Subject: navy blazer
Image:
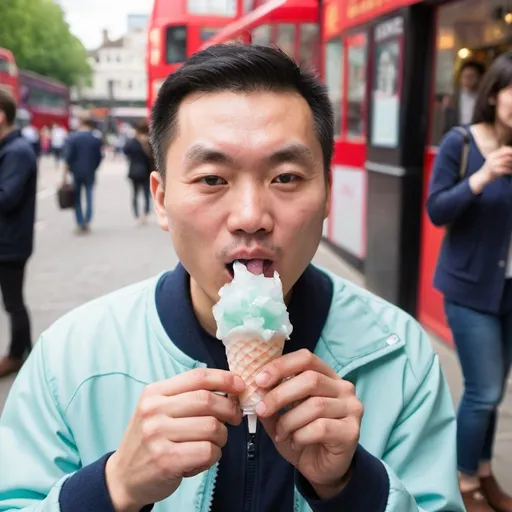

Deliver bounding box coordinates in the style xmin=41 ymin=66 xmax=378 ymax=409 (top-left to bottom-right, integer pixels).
xmin=427 ymin=127 xmax=512 ymax=314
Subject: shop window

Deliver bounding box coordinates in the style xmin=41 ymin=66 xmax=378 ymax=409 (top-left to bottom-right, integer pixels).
xmin=276 ymin=24 xmax=296 ymax=59
xmin=347 ymin=33 xmax=368 ymax=139
xmin=166 ymin=25 xmax=187 ymax=64
xmin=299 ymin=23 xmax=320 ymax=71
xmin=430 ymin=0 xmax=512 ymax=145
xmin=251 ymin=24 xmax=271 ymax=46
xmin=325 ymin=39 xmax=344 ymax=137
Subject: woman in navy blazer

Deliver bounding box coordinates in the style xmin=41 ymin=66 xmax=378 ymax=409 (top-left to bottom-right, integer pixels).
xmin=427 ymin=53 xmax=512 ymax=512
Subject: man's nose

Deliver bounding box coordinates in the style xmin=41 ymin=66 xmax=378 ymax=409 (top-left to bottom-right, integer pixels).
xmin=227 ymin=186 xmax=274 ymax=234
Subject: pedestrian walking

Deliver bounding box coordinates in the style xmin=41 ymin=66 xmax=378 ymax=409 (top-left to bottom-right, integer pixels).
xmin=0 ymin=44 xmax=464 ymax=512
xmin=51 ymin=124 xmax=67 ymax=170
xmin=123 ymin=121 xmax=154 ymax=224
xmin=63 ymin=116 xmax=103 ymax=234
xmin=427 ymin=52 xmax=512 ymax=512
xmin=21 ymin=122 xmax=41 ymax=160
xmin=0 ymin=89 xmax=37 ymax=378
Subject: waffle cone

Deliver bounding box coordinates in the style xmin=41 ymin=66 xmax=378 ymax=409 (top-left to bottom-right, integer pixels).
xmin=224 ymin=333 xmax=285 ymax=411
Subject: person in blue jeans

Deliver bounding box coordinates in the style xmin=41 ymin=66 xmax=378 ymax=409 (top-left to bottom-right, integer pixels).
xmin=64 ymin=117 xmax=103 ymax=234
xmin=427 ymin=52 xmax=512 ymax=512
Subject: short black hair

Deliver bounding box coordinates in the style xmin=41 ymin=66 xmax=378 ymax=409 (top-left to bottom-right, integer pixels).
xmin=0 ymin=88 xmax=17 ymax=126
xmin=150 ymin=44 xmax=334 ymax=177
xmin=459 ymin=60 xmax=485 ymax=78
xmin=472 ymin=52 xmax=512 ymax=124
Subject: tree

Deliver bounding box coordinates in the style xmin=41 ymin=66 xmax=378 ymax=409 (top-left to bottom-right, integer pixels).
xmin=0 ymin=0 xmax=91 ymax=86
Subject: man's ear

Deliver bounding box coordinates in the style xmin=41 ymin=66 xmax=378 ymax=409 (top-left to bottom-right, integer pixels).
xmin=150 ymin=171 xmax=169 ymax=232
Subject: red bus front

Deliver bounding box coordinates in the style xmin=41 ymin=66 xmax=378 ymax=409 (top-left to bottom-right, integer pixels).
xmin=147 ymin=0 xmax=241 ymax=110
xmin=0 ymin=48 xmax=20 ymax=104
xmin=200 ymin=0 xmax=320 ymax=72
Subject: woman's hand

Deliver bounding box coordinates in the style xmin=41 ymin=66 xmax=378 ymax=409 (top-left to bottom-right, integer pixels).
xmin=469 ymin=146 xmax=512 ymax=194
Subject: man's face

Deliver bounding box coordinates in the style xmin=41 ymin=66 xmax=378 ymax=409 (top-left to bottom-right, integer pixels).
xmin=151 ymin=90 xmax=330 ymax=306
xmin=460 ymin=66 xmax=481 ymax=92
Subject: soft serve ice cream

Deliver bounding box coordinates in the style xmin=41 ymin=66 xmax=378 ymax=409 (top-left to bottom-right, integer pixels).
xmin=213 ymin=261 xmax=293 ymax=431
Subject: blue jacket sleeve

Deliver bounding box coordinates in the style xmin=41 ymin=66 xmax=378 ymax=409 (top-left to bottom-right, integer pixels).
xmin=59 ymin=453 xmax=153 ymax=512
xmin=295 ymin=445 xmax=389 ymax=511
xmin=426 ymin=129 xmax=479 ymax=226
xmin=0 ymin=148 xmax=34 ymax=213
xmin=64 ymin=137 xmax=75 ymax=168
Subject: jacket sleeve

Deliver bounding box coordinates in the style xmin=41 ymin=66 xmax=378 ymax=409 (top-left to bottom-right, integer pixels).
xmin=426 ymin=129 xmax=479 ymax=227
xmin=0 ymin=335 xmax=81 ymax=511
xmin=0 ymin=149 xmax=34 ymax=214
xmin=381 ymin=347 xmax=465 ymax=511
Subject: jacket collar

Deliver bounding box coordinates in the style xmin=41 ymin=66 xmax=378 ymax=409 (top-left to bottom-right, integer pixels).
xmin=0 ymin=130 xmax=21 ymax=152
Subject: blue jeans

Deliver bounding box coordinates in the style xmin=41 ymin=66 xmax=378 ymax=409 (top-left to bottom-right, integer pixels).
xmin=74 ymin=182 xmax=93 ymax=227
xmin=445 ymin=284 xmax=512 ymax=475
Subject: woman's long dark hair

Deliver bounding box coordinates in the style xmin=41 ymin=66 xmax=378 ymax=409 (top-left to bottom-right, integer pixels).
xmin=472 ymin=52 xmax=512 ymax=124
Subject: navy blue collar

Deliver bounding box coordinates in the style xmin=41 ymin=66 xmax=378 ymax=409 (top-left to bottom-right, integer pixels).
xmin=155 ymin=263 xmax=334 ymax=369
xmin=0 ymin=130 xmax=21 ymax=151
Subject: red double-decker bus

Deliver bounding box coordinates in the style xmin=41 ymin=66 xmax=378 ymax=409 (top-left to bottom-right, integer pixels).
xmin=18 ymin=70 xmax=70 ymax=130
xmin=147 ymin=0 xmax=243 ymax=109
xmin=0 ymin=48 xmax=19 ymax=104
xmin=200 ymin=0 xmax=320 ymax=72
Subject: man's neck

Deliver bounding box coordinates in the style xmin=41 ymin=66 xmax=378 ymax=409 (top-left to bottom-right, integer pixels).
xmin=189 ymin=277 xmax=218 ymax=337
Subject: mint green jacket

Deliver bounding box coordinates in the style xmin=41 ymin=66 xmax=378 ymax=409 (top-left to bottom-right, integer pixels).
xmin=0 ymin=269 xmax=465 ymax=511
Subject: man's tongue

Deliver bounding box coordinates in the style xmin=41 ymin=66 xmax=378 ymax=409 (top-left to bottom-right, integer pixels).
xmin=243 ymin=259 xmax=265 ymax=275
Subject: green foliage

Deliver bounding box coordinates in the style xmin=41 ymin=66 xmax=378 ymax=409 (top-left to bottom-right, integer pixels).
xmin=0 ymin=0 xmax=91 ymax=86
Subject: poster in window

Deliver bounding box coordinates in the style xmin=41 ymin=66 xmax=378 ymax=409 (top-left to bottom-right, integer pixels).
xmin=370 ymin=16 xmax=403 ymax=148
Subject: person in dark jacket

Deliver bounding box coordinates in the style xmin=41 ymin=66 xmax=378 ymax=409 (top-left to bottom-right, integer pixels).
xmin=427 ymin=53 xmax=512 ymax=512
xmin=64 ymin=117 xmax=103 ymax=233
xmin=123 ymin=122 xmax=154 ymax=224
xmin=0 ymin=89 xmax=37 ymax=378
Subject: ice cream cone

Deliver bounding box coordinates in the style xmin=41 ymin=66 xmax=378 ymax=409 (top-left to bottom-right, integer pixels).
xmin=224 ymin=331 xmax=285 ymax=413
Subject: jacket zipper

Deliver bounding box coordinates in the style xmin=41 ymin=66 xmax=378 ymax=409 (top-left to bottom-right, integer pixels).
xmin=243 ymin=431 xmax=257 ymax=512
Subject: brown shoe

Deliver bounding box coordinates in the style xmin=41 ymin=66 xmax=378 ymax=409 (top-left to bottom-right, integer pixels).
xmin=480 ymin=475 xmax=512 ymax=512
xmin=461 ymin=488 xmax=495 ymax=511
xmin=0 ymin=357 xmax=24 ymax=378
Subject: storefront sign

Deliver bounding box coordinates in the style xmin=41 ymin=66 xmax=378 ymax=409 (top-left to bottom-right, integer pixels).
xmin=329 ymin=166 xmax=366 ymax=259
xmin=332 ymin=0 xmax=418 ymax=32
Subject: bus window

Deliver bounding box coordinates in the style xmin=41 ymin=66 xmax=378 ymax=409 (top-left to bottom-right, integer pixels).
xmin=299 ymin=23 xmax=319 ymax=71
xmin=200 ymin=27 xmax=220 ymax=41
xmin=325 ymin=39 xmax=344 ymax=137
xmin=252 ymin=25 xmax=271 ymax=46
xmin=166 ymin=26 xmax=187 ymax=64
xmin=276 ymin=24 xmax=296 ymax=58
xmin=347 ymin=33 xmax=368 ymax=139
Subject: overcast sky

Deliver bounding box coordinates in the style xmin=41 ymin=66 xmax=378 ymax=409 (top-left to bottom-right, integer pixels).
xmin=57 ymin=0 xmax=151 ymax=49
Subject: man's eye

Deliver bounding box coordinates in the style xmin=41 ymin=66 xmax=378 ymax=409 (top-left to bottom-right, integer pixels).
xmin=200 ymin=176 xmax=227 ymax=186
xmin=274 ymin=174 xmax=298 ymax=184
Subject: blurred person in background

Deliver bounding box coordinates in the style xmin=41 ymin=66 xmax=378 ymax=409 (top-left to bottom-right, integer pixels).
xmin=443 ymin=60 xmax=485 ymax=134
xmin=21 ymin=121 xmax=41 ymax=160
xmin=123 ymin=121 xmax=154 ymax=225
xmin=0 ymin=89 xmax=37 ymax=378
xmin=64 ymin=116 xmax=103 ymax=234
xmin=51 ymin=123 xmax=67 ymax=170
xmin=427 ymin=52 xmax=512 ymax=512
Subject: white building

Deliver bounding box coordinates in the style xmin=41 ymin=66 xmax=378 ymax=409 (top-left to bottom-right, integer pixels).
xmin=72 ymin=14 xmax=149 ymax=127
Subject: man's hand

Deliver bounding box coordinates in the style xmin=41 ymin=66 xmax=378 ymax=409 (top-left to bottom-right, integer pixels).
xmin=254 ymin=349 xmax=363 ymax=499
xmin=105 ymin=368 xmax=245 ymax=512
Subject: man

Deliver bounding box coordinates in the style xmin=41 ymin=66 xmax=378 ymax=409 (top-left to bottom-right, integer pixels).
xmin=0 ymin=45 xmax=464 ymax=511
xmin=0 ymin=89 xmax=37 ymax=378
xmin=443 ymin=60 xmax=485 ymax=133
xmin=21 ymin=121 xmax=41 ymax=160
xmin=64 ymin=116 xmax=103 ymax=233
xmin=51 ymin=123 xmax=67 ymax=170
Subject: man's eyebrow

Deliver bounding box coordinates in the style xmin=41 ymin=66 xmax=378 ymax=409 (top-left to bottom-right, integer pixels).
xmin=266 ymin=143 xmax=316 ymax=168
xmin=184 ymin=143 xmax=235 ymax=169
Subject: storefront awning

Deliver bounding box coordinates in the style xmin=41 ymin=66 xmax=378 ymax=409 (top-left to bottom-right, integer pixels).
xmin=200 ymin=0 xmax=318 ymax=50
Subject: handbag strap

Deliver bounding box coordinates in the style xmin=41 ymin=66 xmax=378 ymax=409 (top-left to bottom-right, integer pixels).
xmin=454 ymin=126 xmax=470 ymax=181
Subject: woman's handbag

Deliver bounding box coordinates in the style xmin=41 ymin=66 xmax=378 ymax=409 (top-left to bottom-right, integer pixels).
xmin=57 ymin=182 xmax=75 ymax=210
xmin=454 ymin=126 xmax=470 ymax=181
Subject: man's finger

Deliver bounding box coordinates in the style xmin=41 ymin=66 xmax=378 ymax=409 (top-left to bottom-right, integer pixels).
xmin=146 ymin=368 xmax=245 ymax=397
xmin=138 ymin=391 xmax=243 ymax=426
xmin=275 ymin=396 xmax=352 ymax=442
xmin=255 ymin=349 xmax=339 ymax=389
xmin=256 ymin=371 xmax=341 ymax=418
